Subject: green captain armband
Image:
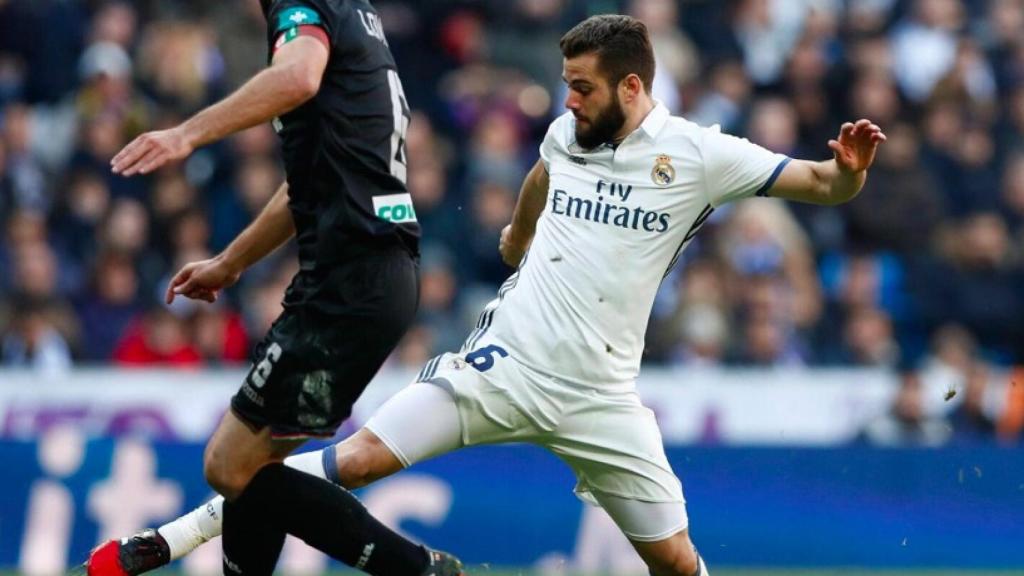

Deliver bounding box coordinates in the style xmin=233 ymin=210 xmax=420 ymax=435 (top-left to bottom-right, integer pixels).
xmin=275 ymin=7 xmax=322 ymax=34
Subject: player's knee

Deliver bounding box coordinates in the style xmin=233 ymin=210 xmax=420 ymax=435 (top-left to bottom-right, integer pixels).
xmin=203 ymin=446 xmax=249 ymax=500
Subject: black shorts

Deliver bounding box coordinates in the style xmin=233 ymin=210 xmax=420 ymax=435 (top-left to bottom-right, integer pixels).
xmin=231 ymin=246 xmax=419 ymax=439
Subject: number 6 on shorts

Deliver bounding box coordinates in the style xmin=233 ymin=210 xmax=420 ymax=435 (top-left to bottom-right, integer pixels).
xmin=465 ymin=345 xmax=508 ymax=372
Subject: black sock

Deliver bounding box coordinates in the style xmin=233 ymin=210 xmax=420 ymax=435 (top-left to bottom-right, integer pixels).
xmin=235 ymin=463 xmax=429 ymax=576
xmin=222 ymin=498 xmax=286 ymax=576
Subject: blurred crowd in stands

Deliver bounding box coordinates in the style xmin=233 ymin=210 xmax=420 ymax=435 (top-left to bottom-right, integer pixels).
xmin=1 ymin=0 xmax=1023 ymax=423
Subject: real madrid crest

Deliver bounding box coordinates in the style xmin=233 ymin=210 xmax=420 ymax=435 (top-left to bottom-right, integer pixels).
xmin=651 ymin=154 xmax=675 ymax=186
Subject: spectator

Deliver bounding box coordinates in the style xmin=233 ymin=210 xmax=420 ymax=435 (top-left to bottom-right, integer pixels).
xmin=914 ymin=212 xmax=1024 ymax=361
xmin=729 ymin=313 xmax=806 ymax=368
xmin=948 ymin=363 xmax=1000 ymax=444
xmin=730 ymin=0 xmax=817 ymax=86
xmin=718 ymin=200 xmax=822 ymax=329
xmin=919 ymin=323 xmax=979 ymax=412
xmin=839 ymin=305 xmax=900 ymax=368
xmin=9 ymin=238 xmax=80 ymax=345
xmin=75 ymin=251 xmax=144 ymax=362
xmin=673 ymin=303 xmax=730 ymax=367
xmin=135 ymin=21 xmax=225 ymax=113
xmin=890 ymin=0 xmax=964 ymax=102
xmin=1 ymin=299 xmax=72 ymax=375
xmin=190 ymin=304 xmax=249 ymax=365
xmin=112 ymin=306 xmax=202 ymax=367
xmin=687 ymin=60 xmax=751 ymax=132
xmin=860 ymin=372 xmax=952 ymax=446
xmin=51 ymin=170 xmax=110 ymax=262
xmin=0 ymin=1 xmax=1024 ymax=371
xmin=841 ymin=123 xmax=946 ymax=254
xmin=999 ymin=151 xmax=1024 ymax=256
xmin=2 ymin=103 xmax=48 ymax=212
xmin=629 ymin=0 xmax=699 ymax=111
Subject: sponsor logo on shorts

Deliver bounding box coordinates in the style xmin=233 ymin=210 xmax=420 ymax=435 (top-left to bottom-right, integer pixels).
xmin=373 ymin=193 xmax=417 ymax=224
xmin=356 ymin=543 xmax=375 ymax=569
xmin=240 ymin=383 xmax=265 ymax=407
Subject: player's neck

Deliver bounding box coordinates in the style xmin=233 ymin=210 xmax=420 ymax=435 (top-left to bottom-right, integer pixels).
xmin=612 ymin=96 xmax=656 ymax=144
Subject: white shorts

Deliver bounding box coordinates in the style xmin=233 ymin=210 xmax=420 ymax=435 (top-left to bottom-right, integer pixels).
xmin=365 ymin=351 xmax=688 ymax=542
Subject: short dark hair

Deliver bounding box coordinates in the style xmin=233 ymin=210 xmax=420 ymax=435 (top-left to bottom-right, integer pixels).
xmin=559 ymin=15 xmax=655 ymax=94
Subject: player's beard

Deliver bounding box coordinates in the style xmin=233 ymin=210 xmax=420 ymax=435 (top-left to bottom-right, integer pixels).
xmin=574 ymin=91 xmax=627 ymax=150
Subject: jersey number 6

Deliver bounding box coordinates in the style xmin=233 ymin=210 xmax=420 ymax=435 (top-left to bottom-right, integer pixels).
xmin=465 ymin=345 xmax=509 ymax=372
xmin=249 ymin=343 xmax=283 ymax=389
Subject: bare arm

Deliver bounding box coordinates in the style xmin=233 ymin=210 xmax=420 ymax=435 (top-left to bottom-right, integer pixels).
xmin=221 ymin=182 xmax=296 ymax=272
xmin=500 ymin=159 xmax=550 ymax=267
xmin=769 ymin=119 xmax=886 ymax=205
xmin=114 ymin=36 xmax=330 ymax=176
xmin=166 ymin=182 xmax=295 ymax=304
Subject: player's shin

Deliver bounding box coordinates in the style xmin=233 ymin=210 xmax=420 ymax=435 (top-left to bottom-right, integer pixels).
xmin=647 ymin=547 xmax=708 ymax=576
xmin=156 ymin=498 xmax=224 ymax=561
xmin=233 ymin=463 xmax=429 ymax=575
xmin=222 ymin=498 xmax=287 ymax=576
xmin=156 ymin=448 xmax=332 ymax=561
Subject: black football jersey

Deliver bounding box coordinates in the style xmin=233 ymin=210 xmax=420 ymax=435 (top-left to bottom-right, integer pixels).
xmin=263 ymin=0 xmax=418 ymax=269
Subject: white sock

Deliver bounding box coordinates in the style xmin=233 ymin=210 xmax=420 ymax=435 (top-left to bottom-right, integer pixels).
xmin=285 ymin=449 xmax=329 ymax=480
xmin=157 ymin=448 xmax=330 ymax=560
xmin=158 ymin=498 xmax=224 ymax=560
xmin=699 ymin=555 xmax=710 ymax=576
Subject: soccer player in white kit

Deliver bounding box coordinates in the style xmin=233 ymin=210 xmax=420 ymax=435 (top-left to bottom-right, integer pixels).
xmin=103 ymin=14 xmax=885 ymax=576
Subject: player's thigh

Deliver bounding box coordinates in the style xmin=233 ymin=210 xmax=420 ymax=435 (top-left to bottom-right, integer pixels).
xmin=233 ymin=254 xmax=418 ymax=441
xmin=362 ymin=379 xmax=464 ymax=472
xmin=591 ymin=491 xmax=690 ymax=552
xmin=551 ymin=391 xmax=684 ymax=505
xmin=365 ymin=349 xmax=542 ymax=464
xmin=204 ymin=409 xmax=305 ymax=500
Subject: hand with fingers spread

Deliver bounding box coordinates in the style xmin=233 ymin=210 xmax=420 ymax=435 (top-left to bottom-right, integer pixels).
xmin=165 ymin=256 xmax=241 ymax=305
xmin=112 ymin=127 xmax=193 ymax=177
xmin=829 ymin=118 xmax=887 ymax=174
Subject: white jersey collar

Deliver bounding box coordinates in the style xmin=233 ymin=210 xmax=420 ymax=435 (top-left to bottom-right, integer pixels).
xmin=637 ymin=100 xmax=670 ymax=142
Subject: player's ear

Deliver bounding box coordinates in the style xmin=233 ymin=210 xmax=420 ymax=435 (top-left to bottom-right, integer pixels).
xmin=621 ymin=73 xmax=643 ymax=102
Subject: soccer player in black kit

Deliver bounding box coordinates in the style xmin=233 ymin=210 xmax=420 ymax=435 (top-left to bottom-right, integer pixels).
xmin=81 ymin=1 xmax=464 ymax=575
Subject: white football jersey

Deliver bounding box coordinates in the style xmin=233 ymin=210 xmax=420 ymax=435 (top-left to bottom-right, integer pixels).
xmin=463 ymin=102 xmax=790 ymax=389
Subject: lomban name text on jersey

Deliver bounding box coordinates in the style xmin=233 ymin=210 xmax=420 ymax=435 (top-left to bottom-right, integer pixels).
xmin=551 ymin=179 xmax=670 ymax=233
xmin=357 ymin=9 xmax=388 ymax=45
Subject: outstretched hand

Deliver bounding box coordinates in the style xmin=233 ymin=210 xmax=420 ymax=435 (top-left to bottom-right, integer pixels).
xmin=165 ymin=257 xmax=241 ymax=305
xmin=829 ymin=119 xmax=886 ymax=174
xmin=112 ymin=127 xmax=193 ymax=177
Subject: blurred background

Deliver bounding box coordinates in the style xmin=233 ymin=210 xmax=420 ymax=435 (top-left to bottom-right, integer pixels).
xmin=0 ymin=0 xmax=1022 ymax=574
